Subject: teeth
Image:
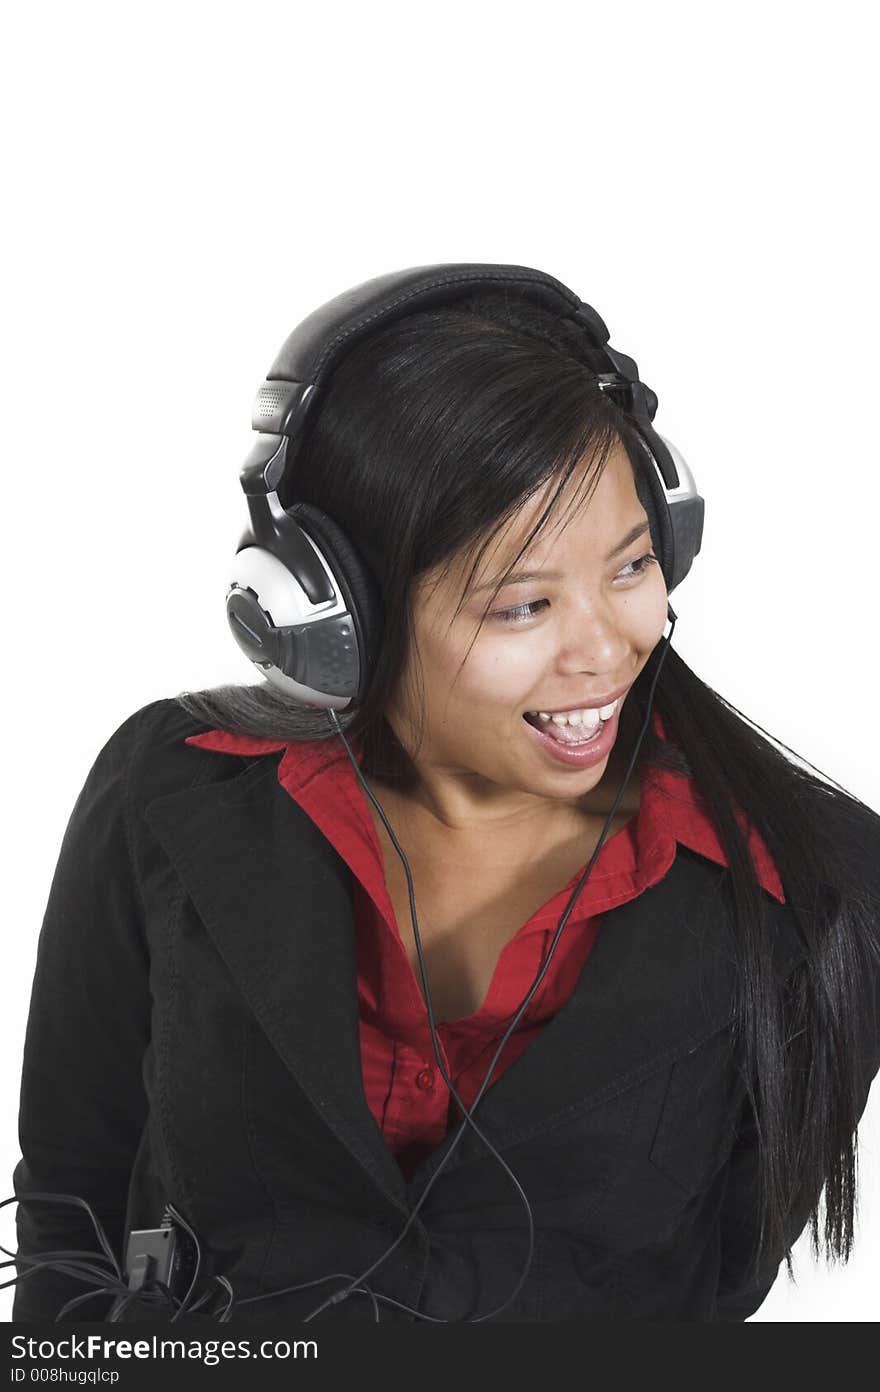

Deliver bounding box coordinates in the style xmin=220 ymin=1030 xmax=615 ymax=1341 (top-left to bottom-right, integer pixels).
xmin=527 ymin=698 xmax=619 ymax=726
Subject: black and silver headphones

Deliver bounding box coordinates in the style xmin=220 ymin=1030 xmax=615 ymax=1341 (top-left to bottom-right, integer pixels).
xmin=225 ymin=263 xmax=704 ymax=707
xmin=218 ymin=264 xmax=705 ymax=1323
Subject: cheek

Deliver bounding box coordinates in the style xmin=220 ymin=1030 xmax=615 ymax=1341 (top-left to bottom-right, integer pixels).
xmin=419 ymin=621 xmax=541 ymax=710
xmin=457 ymin=642 xmax=543 ymax=704
xmin=630 ymin=580 xmax=669 ymax=648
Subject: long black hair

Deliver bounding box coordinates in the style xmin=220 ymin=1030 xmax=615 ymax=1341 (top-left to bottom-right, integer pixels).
xmin=175 ymin=290 xmax=880 ymax=1291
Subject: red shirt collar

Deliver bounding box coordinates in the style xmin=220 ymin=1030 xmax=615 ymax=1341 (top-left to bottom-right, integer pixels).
xmin=184 ymin=708 xmax=785 ymax=904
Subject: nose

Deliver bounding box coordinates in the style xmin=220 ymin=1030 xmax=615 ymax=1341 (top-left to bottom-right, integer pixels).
xmin=554 ymin=600 xmax=632 ymax=677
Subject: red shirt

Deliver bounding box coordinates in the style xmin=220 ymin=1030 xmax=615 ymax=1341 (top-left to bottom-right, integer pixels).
xmin=185 ymin=710 xmax=785 ymax=1178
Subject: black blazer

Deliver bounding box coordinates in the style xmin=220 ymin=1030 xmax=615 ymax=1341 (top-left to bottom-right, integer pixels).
xmin=10 ymin=698 xmax=879 ymax=1323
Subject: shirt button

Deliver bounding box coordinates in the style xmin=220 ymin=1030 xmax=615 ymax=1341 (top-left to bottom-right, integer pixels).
xmin=415 ymin=1067 xmax=436 ymax=1091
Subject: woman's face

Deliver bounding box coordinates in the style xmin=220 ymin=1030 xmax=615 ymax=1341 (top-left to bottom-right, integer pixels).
xmin=384 ymin=440 xmax=669 ymax=833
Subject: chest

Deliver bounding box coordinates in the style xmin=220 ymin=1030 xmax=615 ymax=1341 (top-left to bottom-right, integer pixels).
xmin=370 ymin=806 xmax=637 ymax=1023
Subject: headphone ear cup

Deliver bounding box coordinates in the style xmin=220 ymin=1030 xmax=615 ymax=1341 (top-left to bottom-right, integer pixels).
xmin=286 ymin=500 xmax=383 ymax=700
xmin=626 ymin=435 xmax=677 ymax=592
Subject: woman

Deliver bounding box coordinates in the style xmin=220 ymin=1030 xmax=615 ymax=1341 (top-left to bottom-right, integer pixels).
xmin=11 ymin=266 xmax=880 ymax=1323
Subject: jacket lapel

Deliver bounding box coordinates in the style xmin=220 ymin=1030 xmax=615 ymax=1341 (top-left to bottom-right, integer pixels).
xmin=144 ymin=754 xmax=411 ymax=1209
xmin=143 ymin=754 xmax=806 ymax=1208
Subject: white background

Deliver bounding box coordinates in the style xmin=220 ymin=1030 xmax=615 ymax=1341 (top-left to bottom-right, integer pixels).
xmin=2 ymin=0 xmax=878 ymax=1323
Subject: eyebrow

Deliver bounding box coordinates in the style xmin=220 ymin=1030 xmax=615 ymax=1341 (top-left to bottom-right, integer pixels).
xmin=472 ymin=520 xmax=652 ymax=593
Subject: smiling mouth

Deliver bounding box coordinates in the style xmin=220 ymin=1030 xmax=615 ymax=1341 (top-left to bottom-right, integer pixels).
xmin=522 ymin=710 xmax=610 ymax=745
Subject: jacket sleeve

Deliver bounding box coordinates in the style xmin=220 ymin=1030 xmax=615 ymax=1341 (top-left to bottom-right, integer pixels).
xmin=10 ymin=706 xmax=153 ymax=1321
xmin=713 ymin=1093 xmax=807 ymax=1321
xmin=715 ymin=890 xmax=880 ymax=1321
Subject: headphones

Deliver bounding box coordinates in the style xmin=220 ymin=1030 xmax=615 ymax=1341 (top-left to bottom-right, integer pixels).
xmin=5 ymin=266 xmax=705 ymax=1325
xmin=225 ymin=262 xmax=704 ymax=708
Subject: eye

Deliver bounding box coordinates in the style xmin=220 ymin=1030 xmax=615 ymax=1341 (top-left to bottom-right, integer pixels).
xmin=490 ymin=553 xmax=659 ymax=625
